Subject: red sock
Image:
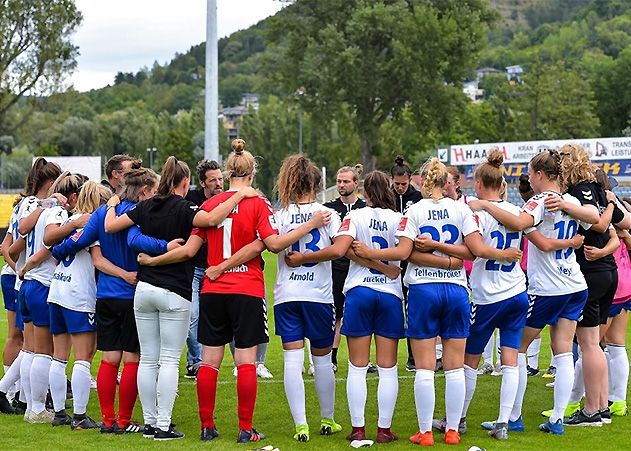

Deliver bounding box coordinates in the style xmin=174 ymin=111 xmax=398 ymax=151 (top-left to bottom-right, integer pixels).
xmin=236 ymin=363 xmax=257 ymax=431
xmin=197 ymin=364 xmax=218 ymax=429
xmin=117 ymin=361 xmax=139 ymax=427
xmin=96 ymin=360 xmax=118 ymax=427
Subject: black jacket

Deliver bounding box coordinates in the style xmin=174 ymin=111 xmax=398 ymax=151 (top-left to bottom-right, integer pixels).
xmin=394 ymin=185 xmax=422 ymax=214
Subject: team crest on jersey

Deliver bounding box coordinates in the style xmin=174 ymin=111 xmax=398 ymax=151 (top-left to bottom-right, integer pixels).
xmin=338 ymin=218 xmax=350 ymax=232
xmin=398 ymin=217 xmax=408 ymax=231
xmin=524 ymin=200 xmax=538 ymax=211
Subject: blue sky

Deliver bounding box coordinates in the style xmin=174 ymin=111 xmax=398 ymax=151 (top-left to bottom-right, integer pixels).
xmin=70 ymin=0 xmax=285 ymax=91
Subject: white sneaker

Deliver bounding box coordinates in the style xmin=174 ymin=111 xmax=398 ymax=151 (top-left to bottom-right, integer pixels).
xmin=232 ymin=366 xmax=238 ymax=377
xmin=307 ymin=364 xmax=315 ymax=376
xmin=90 ymin=377 xmax=97 ymax=390
xmin=256 ymin=364 xmax=273 ymax=379
xmin=23 ymin=409 xmax=32 ymax=422
xmin=477 ymin=362 xmax=494 ymax=375
xmin=546 ymin=381 xmax=555 ymax=388
xmin=28 ymin=409 xmax=54 ymax=424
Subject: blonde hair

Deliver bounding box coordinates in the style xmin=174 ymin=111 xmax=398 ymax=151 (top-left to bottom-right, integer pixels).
xmin=474 ymin=147 xmax=505 ymax=190
xmin=559 ymin=144 xmax=595 ymax=189
xmin=225 ymin=138 xmax=256 ymax=179
xmin=275 ymin=154 xmax=321 ymax=209
xmin=48 ymin=172 xmax=85 ymax=199
xmin=76 ymin=181 xmax=112 ymax=214
xmin=336 ymin=164 xmax=363 ymax=181
xmin=421 ymin=158 xmax=449 ymax=199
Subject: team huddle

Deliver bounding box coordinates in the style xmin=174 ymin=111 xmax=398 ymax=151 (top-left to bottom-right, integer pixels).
xmin=0 ymin=138 xmax=629 ymax=447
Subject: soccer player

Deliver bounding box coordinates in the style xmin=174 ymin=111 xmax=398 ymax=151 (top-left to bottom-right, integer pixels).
xmin=470 ymin=149 xmax=598 ymax=435
xmin=324 ymin=165 xmax=366 ymax=372
xmin=353 ymin=158 xmax=521 ymax=446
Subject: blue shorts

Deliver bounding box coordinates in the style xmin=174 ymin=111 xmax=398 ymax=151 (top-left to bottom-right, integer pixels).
xmin=2 ymin=274 xmax=17 ymax=311
xmin=609 ymin=300 xmax=631 ymax=318
xmin=526 ymin=290 xmax=588 ymax=329
xmin=341 ymin=286 xmax=405 ymax=339
xmin=407 ymin=283 xmax=470 ymax=339
xmin=21 ymin=279 xmax=51 ymax=327
xmin=466 ymin=291 xmax=529 ymax=355
xmin=274 ymin=301 xmax=335 ymax=349
xmin=49 ymin=303 xmax=96 ymax=335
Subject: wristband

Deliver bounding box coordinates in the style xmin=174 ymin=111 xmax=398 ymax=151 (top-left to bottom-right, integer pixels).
xmin=608 ymin=200 xmax=616 ymax=206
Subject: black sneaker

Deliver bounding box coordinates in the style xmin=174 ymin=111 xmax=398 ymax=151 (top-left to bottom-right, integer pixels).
xmin=185 ymin=365 xmax=198 ymax=379
xmin=71 ymin=415 xmax=100 ymax=430
xmin=564 ymin=409 xmax=602 ymax=427
xmin=66 ymin=379 xmax=73 ymax=400
xmin=143 ymin=424 xmax=156 ymax=438
xmin=237 ymin=428 xmax=265 ymax=443
xmin=405 ymin=359 xmax=416 ymax=372
xmin=201 ymin=426 xmax=220 ymax=441
xmin=154 ymin=425 xmax=184 ymax=441
xmin=0 ymin=391 xmax=15 ymax=414
xmin=13 ymin=400 xmax=26 ymax=415
xmin=367 ymin=362 xmax=378 ymax=373
xmin=100 ymin=422 xmax=116 ymax=434
xmin=45 ymin=391 xmax=54 ymax=411
xmin=527 ymin=365 xmax=540 ymax=377
xmin=600 ymin=408 xmax=612 ymax=424
xmin=52 ymin=410 xmax=72 ymax=426
xmin=115 ymin=421 xmax=144 ymax=434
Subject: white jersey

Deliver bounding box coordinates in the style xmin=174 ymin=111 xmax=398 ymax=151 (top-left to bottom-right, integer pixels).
xmin=273 ymin=203 xmax=341 ymax=305
xmin=459 ymin=194 xmax=478 ymax=205
xmin=396 ymin=197 xmax=480 ymax=289
xmin=336 ymin=207 xmax=403 ymax=297
xmin=24 ymin=206 xmax=67 ymax=287
xmin=470 ymin=201 xmax=527 ymax=304
xmin=13 ymin=196 xmax=39 ymax=291
xmin=523 ymin=192 xmax=588 ymax=296
xmin=1 ymin=203 xmax=20 ymax=277
xmin=48 ymin=214 xmax=98 ymax=313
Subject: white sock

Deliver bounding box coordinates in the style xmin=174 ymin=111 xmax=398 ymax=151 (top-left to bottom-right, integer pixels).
xmin=347 ymin=362 xmax=368 ymax=427
xmin=461 ymin=365 xmax=477 ymax=418
xmin=49 ymin=358 xmax=67 ymax=412
xmin=19 ymin=351 xmax=34 ymax=408
xmin=569 ymin=356 xmax=584 ymax=404
xmin=551 ymin=352 xmax=574 ymax=423
xmin=435 ymin=343 xmax=443 ymax=360
xmin=313 ymin=352 xmax=335 ymax=420
xmin=509 ymin=353 xmax=527 ymax=422
xmin=0 ymin=351 xmax=24 ymax=394
xmin=482 ymin=336 xmax=494 ymax=366
xmin=283 ymin=349 xmax=306 ymax=426
xmin=72 ymin=360 xmax=91 ymax=415
xmin=606 ymin=347 xmax=614 ymax=400
xmin=527 ymin=337 xmax=541 ymax=369
xmin=30 ymin=354 xmax=52 ymax=414
xmin=445 ymin=368 xmax=465 ymax=431
xmin=414 ymin=369 xmax=435 ymax=433
xmin=498 ymin=365 xmax=519 ymax=424
xmin=377 ymin=365 xmax=398 ymax=428
xmin=607 ymin=344 xmax=629 ymax=402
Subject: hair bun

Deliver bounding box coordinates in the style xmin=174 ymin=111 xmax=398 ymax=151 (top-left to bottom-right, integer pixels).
xmin=354 ymin=163 xmax=363 ymax=176
xmin=395 ymin=155 xmax=405 ymax=166
xmin=486 ymin=147 xmax=504 ymax=168
xmin=232 ymin=139 xmax=246 ymax=155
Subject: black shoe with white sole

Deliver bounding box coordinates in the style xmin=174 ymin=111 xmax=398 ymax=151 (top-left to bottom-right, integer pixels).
xmin=154 ymin=425 xmax=184 ymax=441
xmin=564 ymin=409 xmax=602 ymax=427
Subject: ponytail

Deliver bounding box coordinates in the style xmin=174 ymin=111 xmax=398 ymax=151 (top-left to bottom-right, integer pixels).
xmin=156 ymin=156 xmax=190 ymax=196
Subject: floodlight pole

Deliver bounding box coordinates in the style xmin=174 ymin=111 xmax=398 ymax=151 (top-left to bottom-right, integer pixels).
xmin=204 ymin=0 xmax=219 ymax=161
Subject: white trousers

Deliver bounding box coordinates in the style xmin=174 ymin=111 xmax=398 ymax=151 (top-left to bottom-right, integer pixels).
xmin=134 ymin=281 xmax=191 ymax=431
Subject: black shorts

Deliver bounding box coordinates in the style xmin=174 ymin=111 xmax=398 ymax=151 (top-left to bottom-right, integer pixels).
xmin=95 ymin=298 xmax=140 ymax=353
xmin=332 ymin=268 xmax=348 ymax=320
xmin=579 ymin=270 xmax=618 ymax=328
xmin=198 ymin=293 xmax=269 ymax=349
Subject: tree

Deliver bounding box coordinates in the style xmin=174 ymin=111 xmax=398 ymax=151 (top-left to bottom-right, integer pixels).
xmin=266 ymin=0 xmax=496 ymax=171
xmin=0 ymin=0 xmax=82 ymax=133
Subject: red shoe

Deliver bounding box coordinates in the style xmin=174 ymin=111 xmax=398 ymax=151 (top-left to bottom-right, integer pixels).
xmin=444 ymin=429 xmax=460 ymax=445
xmin=346 ymin=426 xmax=366 ymax=441
xmin=409 ymin=430 xmax=434 ymax=446
xmin=376 ymin=427 xmax=399 ymax=443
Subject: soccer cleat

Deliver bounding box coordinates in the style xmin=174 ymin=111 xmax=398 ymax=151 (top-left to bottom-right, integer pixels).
xmin=541 ymin=401 xmax=580 ymax=418
xmin=23 ymin=409 xmax=32 ymax=422
xmin=491 ymin=365 xmax=503 ymax=376
xmin=307 ymin=364 xmax=315 ymax=376
xmin=477 ymin=362 xmax=495 ymax=375
xmin=609 ymin=400 xmax=628 ymax=416
xmin=432 ymin=417 xmax=467 ymax=434
xmin=184 ymin=365 xmax=198 ymax=379
xmin=237 ymin=428 xmax=265 ymax=443
xmin=0 ymin=391 xmax=16 ymax=414
xmin=256 ymin=363 xmax=273 ymax=379
xmin=346 ymin=426 xmax=366 ymax=441
xmin=542 ymin=365 xmax=556 ymax=379
xmin=481 ymin=416 xmax=524 ymax=432
xmin=376 ymin=427 xmax=399 ymax=443
xmin=489 ymin=422 xmax=509 ymax=440
xmin=51 ymin=410 xmax=72 ymax=426
xmin=115 ymin=421 xmax=144 ymax=434
xmin=527 ymin=365 xmax=540 ymax=377
xmin=27 ymin=409 xmax=55 ymax=424
xmin=564 ymin=409 xmax=602 ymax=427
xmin=409 ymin=430 xmax=434 ymax=446
xmin=143 ymin=424 xmax=156 ymax=438
xmin=320 ymin=418 xmax=342 ymax=435
xmin=546 ymin=381 xmax=555 ymax=388
xmin=294 ymin=424 xmax=310 ymax=442
xmin=406 ymin=360 xmax=416 ymax=372
xmin=71 ymin=415 xmax=100 ymax=430
xmin=444 ymin=429 xmax=460 ymax=445
xmin=367 ymin=362 xmax=377 ymax=373
xmin=201 ymin=426 xmax=220 ymax=441
xmin=154 ymin=425 xmax=184 ymax=441
xmin=600 ymin=408 xmax=612 ymax=424
xmin=539 ymin=419 xmax=564 ymax=435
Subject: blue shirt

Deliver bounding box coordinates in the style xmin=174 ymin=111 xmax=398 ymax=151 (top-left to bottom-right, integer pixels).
xmin=52 ymin=200 xmax=167 ymax=301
